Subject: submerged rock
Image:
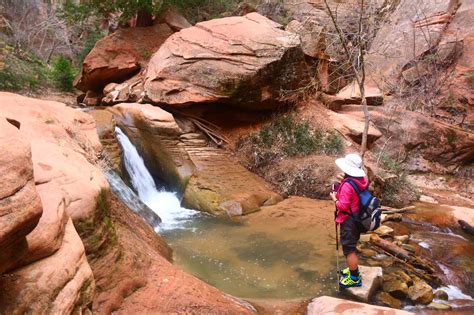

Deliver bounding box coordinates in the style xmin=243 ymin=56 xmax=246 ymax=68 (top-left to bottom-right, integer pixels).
xmin=434 ymin=289 xmax=449 ymax=301
xmin=344 ymin=266 xmax=383 ymax=303
xmin=428 ymin=302 xmax=451 ymax=310
xmin=144 ymin=13 xmax=305 ymax=109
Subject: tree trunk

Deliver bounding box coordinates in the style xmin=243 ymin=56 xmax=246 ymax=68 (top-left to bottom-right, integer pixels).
xmin=136 ymin=10 xmax=153 ymax=27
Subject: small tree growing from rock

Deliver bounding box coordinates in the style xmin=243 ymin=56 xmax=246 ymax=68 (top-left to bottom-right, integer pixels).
xmin=323 ymin=0 xmax=371 ymax=159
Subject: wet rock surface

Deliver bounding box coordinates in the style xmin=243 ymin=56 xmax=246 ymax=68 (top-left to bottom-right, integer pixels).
xmin=408 ymin=280 xmax=434 ymax=305
xmin=376 ymin=291 xmax=402 ymax=309
xmin=344 ymin=266 xmax=383 ymax=303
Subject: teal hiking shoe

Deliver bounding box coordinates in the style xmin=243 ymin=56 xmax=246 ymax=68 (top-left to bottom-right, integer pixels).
xmin=339 ymin=272 xmax=362 ymax=289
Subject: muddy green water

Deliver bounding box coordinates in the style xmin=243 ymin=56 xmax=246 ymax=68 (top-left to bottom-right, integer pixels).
xmin=160 ymin=215 xmax=340 ymax=299
xmin=160 ymin=201 xmax=474 ymax=307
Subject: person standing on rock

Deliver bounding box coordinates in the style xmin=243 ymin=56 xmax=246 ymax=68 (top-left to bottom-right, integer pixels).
xmin=330 ymin=154 xmax=368 ymax=289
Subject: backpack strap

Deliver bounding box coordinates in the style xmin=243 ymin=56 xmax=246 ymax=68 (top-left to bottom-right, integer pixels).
xmin=345 ymin=179 xmax=361 ymax=215
xmin=346 ymin=179 xmax=361 ymax=194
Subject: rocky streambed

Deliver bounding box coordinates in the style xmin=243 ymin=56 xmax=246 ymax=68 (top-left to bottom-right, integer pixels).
xmin=106 ymin=103 xmax=474 ymax=313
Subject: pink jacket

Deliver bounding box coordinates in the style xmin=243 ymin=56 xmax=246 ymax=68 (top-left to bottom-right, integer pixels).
xmin=335 ymin=177 xmax=368 ymax=224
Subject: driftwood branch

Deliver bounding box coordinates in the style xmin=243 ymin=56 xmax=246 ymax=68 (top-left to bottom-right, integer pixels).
xmin=380 ymin=205 xmax=416 ymax=214
xmin=370 ymin=234 xmax=439 ymax=282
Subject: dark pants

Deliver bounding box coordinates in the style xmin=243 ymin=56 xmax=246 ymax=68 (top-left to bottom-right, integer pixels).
xmin=340 ymin=216 xmax=361 ymax=256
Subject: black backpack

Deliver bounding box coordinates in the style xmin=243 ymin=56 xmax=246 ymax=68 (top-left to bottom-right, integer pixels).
xmin=347 ymin=179 xmax=381 ymax=232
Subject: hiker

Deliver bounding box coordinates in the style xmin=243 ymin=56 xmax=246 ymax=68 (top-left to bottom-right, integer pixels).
xmin=330 ymin=153 xmax=368 ymax=289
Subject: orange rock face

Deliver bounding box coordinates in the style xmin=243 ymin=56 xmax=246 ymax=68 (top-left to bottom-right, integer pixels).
xmin=0 ymin=93 xmax=259 ymax=313
xmin=0 ymin=118 xmax=42 ymax=273
xmin=372 ymin=109 xmax=474 ymax=173
xmin=0 ymin=92 xmax=102 ymax=312
xmin=144 ymin=13 xmax=305 ymax=108
xmin=75 ymin=23 xmax=174 ymax=92
xmin=0 ymin=219 xmax=95 ymax=314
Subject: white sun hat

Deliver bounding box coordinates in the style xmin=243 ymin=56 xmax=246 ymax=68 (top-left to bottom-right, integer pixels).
xmin=335 ymin=154 xmax=366 ymax=177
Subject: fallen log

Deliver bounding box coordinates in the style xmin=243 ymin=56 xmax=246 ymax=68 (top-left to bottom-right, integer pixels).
xmin=368 ymin=243 xmax=441 ymax=285
xmin=458 ymin=220 xmax=474 ymax=236
xmin=370 ymin=234 xmax=437 ymax=273
xmin=381 ymin=213 xmax=403 ymax=223
xmin=370 ymin=234 xmax=411 ymax=261
xmin=380 ymin=205 xmax=416 ymax=214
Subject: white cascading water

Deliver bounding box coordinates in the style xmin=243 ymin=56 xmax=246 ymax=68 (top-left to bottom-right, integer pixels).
xmin=115 ymin=127 xmax=198 ymax=230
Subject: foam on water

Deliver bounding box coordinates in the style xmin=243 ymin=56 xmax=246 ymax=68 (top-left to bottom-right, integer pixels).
xmin=115 ymin=127 xmax=199 ymax=230
xmin=418 ymin=241 xmax=430 ymax=249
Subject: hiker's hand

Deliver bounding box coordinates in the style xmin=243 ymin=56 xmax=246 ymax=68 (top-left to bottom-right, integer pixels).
xmin=336 ymin=173 xmax=344 ymax=181
xmin=330 ymin=191 xmax=337 ymax=202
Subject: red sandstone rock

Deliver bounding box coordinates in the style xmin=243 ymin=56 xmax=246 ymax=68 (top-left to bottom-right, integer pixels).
xmin=0 ymin=219 xmax=95 ymax=314
xmin=0 ymin=92 xmax=107 ymax=223
xmin=144 ymin=13 xmax=305 ymax=108
xmin=75 ymin=23 xmax=174 ymax=92
xmin=372 ymin=109 xmax=474 ymax=173
xmin=0 ymin=118 xmax=42 ymax=273
xmin=307 ymin=296 xmax=413 ymax=314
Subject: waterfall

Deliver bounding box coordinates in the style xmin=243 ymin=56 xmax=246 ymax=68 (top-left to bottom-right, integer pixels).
xmin=104 ymin=170 xmax=161 ymax=229
xmin=115 ymin=127 xmax=199 ymax=230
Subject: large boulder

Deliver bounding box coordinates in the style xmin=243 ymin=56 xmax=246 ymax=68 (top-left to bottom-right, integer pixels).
xmin=75 ymin=23 xmax=174 ymax=92
xmin=144 ymin=13 xmax=305 ymax=108
xmin=0 ymin=118 xmax=43 ymax=273
xmin=110 ymin=103 xmax=282 ymax=215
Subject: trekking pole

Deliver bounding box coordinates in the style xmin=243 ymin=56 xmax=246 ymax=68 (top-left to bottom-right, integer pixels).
xmin=335 ymin=221 xmax=340 ymax=293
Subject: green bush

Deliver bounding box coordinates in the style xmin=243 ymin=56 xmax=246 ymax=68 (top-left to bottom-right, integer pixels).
xmin=376 ymin=151 xmax=420 ymax=207
xmin=258 ymin=114 xmax=343 ymax=156
xmin=166 ymin=0 xmax=241 ymax=22
xmin=237 ymin=114 xmax=343 ymax=169
xmin=378 ymin=152 xmax=403 ymax=174
xmin=0 ymin=47 xmax=48 ymax=91
xmin=51 ymin=56 xmax=76 ymax=92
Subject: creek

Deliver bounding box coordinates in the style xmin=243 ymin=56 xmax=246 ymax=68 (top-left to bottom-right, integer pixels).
xmin=112 ymin=127 xmax=474 ymax=309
